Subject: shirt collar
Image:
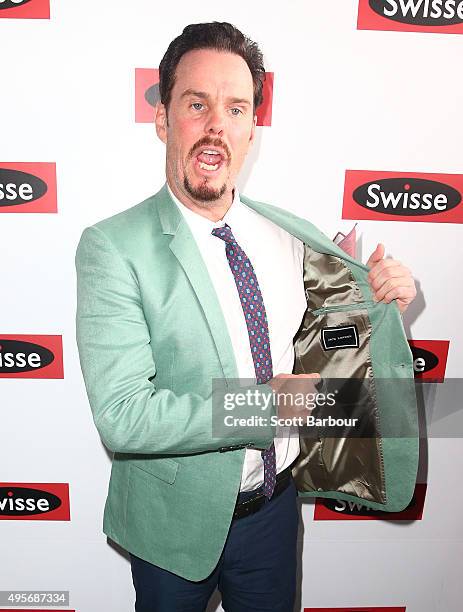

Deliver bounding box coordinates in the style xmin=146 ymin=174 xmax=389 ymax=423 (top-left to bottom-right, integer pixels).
xmin=166 ymin=182 xmax=243 ymax=235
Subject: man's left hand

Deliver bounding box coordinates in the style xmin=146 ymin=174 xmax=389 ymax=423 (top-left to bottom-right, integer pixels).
xmin=366 ymin=243 xmax=417 ymax=314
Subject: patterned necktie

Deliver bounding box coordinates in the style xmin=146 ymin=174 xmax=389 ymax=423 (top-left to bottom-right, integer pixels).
xmin=211 ymin=223 xmax=277 ymax=499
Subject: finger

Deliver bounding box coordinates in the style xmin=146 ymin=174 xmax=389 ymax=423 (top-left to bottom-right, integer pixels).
xmin=366 ymin=243 xmax=385 ymax=269
xmin=369 ymin=267 xmax=412 ymax=291
xmin=375 ymin=285 xmax=416 ymax=304
xmin=373 ymin=278 xmax=411 ymax=301
xmin=367 ymin=258 xmax=404 ymax=282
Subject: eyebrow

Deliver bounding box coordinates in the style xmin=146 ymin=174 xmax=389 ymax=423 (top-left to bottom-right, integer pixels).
xmin=180 ymin=89 xmax=252 ymax=106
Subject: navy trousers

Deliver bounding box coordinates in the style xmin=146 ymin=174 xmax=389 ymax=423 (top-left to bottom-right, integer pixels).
xmin=129 ymin=476 xmax=299 ymax=612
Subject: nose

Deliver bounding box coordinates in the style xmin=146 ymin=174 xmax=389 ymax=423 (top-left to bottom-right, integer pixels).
xmin=204 ymin=108 xmax=225 ymax=137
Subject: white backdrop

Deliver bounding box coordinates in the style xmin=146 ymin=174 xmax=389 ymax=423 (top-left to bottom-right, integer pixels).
xmin=1 ymin=1 xmax=462 ymax=611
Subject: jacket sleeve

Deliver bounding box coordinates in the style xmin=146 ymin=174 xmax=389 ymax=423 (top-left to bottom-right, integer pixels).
xmin=75 ymin=225 xmax=277 ymax=455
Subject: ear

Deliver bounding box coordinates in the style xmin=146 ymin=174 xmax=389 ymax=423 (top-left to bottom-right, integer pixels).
xmin=248 ymin=114 xmax=257 ymax=147
xmin=154 ymin=101 xmax=168 ymax=144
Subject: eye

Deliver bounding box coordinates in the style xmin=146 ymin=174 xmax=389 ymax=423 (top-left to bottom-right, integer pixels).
xmin=191 ymin=102 xmax=204 ymax=111
xmin=230 ymin=107 xmax=243 ymax=116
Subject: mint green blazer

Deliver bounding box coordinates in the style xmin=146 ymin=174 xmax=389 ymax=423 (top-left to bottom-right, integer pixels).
xmin=75 ymin=185 xmax=418 ymax=581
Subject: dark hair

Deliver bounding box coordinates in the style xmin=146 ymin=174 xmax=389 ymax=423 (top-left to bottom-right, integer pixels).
xmin=159 ymin=22 xmax=266 ymax=113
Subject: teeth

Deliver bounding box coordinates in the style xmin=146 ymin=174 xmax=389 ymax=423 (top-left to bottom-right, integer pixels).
xmin=199 ymin=162 xmax=219 ymax=171
xmin=202 ymin=149 xmax=220 ymax=155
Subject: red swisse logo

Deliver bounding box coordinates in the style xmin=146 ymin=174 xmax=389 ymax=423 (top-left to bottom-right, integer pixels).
xmin=342 ymin=170 xmax=463 ymax=224
xmin=0 ymin=0 xmax=50 ymax=19
xmin=313 ymin=483 xmax=426 ymax=520
xmin=0 ymin=335 xmax=63 ymax=378
xmin=0 ymin=483 xmax=70 ymax=521
xmin=409 ymin=339 xmax=449 ymax=382
xmin=0 ymin=163 xmax=57 ymax=213
xmin=134 ymin=67 xmax=274 ymax=126
xmin=304 ymin=608 xmax=406 ymax=611
xmin=358 ymin=0 xmax=463 ymax=33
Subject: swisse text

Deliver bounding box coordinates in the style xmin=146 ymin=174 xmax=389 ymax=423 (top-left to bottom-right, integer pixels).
xmin=333 ymin=500 xmax=374 ymax=513
xmin=411 ymin=346 xmax=439 ymax=374
xmin=0 ymin=0 xmax=32 ymax=8
xmin=353 ymin=178 xmax=461 ymax=216
xmin=1 ymin=497 xmax=49 ymax=512
xmin=325 ymin=496 xmax=415 ymax=515
xmin=0 ymin=168 xmax=47 ymax=206
xmin=0 ymin=182 xmax=33 ymax=200
xmin=370 ymin=0 xmax=463 ymax=24
xmin=367 ymin=184 xmax=446 ymax=210
xmin=0 ymin=351 xmax=41 ymax=368
xmin=0 ymin=339 xmax=54 ymax=373
xmin=0 ymin=487 xmax=61 ymax=516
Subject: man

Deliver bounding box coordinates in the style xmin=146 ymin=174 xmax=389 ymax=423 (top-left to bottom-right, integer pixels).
xmin=75 ymin=22 xmax=417 ymax=612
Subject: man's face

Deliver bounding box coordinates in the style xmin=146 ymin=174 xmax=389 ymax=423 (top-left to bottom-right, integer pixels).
xmin=155 ymin=49 xmax=256 ymax=210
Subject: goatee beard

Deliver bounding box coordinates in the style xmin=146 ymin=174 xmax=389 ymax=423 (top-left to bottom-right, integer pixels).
xmin=183 ymin=176 xmax=227 ymax=203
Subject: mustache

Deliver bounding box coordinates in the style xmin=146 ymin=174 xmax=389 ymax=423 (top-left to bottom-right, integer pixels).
xmin=187 ymin=136 xmax=231 ymax=161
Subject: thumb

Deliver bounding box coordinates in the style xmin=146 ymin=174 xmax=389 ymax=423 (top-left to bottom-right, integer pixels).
xmin=366 ymin=243 xmax=385 ymax=269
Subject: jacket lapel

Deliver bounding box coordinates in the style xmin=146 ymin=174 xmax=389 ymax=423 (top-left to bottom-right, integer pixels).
xmin=240 ymin=195 xmax=368 ymax=271
xmin=155 ymin=185 xmax=239 ymax=381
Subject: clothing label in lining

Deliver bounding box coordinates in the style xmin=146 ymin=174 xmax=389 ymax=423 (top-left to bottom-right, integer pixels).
xmin=321 ymin=324 xmax=359 ymax=351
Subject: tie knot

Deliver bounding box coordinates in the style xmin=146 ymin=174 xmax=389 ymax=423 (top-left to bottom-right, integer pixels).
xmin=211 ymin=223 xmax=236 ymax=245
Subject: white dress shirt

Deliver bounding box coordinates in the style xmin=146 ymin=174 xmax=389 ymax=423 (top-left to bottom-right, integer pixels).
xmin=167 ymin=184 xmax=307 ymax=491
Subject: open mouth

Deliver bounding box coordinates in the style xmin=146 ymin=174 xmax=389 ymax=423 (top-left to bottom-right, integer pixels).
xmin=195 ymin=148 xmax=227 ymax=173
